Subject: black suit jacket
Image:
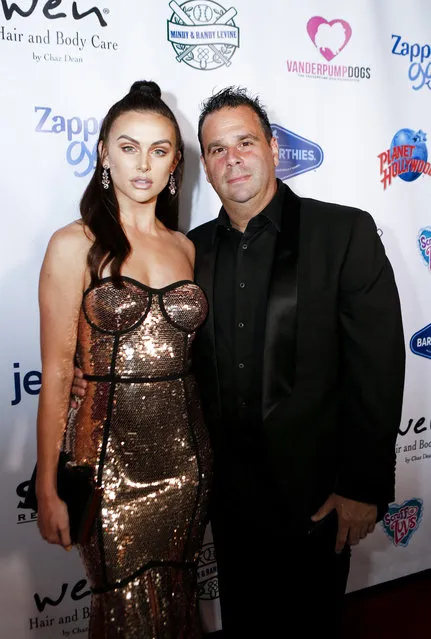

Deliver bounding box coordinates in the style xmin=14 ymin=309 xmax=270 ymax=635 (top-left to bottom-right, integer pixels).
xmin=188 ymin=184 xmax=405 ymax=528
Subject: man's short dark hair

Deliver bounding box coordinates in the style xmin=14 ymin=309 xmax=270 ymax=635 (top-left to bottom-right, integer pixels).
xmin=198 ymin=86 xmax=273 ymax=154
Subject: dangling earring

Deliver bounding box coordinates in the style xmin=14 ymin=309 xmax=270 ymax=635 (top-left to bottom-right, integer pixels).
xmin=101 ymin=165 xmax=110 ymax=190
xmin=169 ymin=171 xmax=176 ymax=195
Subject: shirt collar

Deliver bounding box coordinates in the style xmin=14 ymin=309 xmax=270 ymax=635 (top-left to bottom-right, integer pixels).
xmin=213 ymin=179 xmax=285 ymax=242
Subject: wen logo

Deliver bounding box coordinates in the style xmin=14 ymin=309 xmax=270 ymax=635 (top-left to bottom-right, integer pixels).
xmin=0 ymin=0 xmax=108 ymax=26
xmin=271 ymin=123 xmax=323 ymax=180
xmin=307 ymin=16 xmax=352 ymax=61
xmin=410 ymin=324 xmax=431 ymax=360
xmin=382 ymin=499 xmax=423 ymax=547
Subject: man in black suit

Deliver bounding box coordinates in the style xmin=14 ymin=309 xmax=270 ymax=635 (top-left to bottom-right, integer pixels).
xmin=187 ymin=87 xmax=405 ymax=637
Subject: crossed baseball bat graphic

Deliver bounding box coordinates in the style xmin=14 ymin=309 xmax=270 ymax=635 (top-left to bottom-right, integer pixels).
xmin=169 ymin=1 xmax=237 ymax=68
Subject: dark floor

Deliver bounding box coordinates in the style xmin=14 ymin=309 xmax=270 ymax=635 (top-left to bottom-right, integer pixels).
xmin=207 ymin=569 xmax=431 ymax=638
xmin=342 ymin=568 xmax=431 ymax=638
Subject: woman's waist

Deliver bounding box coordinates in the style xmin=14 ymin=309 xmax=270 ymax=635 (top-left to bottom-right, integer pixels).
xmin=82 ymin=367 xmax=192 ymax=384
xmin=77 ymin=358 xmax=193 ymax=383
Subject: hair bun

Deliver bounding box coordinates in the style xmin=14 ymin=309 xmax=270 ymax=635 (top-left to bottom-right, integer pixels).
xmin=129 ymin=80 xmax=161 ymax=99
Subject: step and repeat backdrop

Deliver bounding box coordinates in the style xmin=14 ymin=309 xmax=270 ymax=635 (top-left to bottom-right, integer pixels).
xmin=1 ymin=0 xmax=431 ymax=636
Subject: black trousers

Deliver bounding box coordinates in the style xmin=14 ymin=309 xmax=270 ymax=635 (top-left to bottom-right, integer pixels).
xmin=211 ymin=505 xmax=350 ymax=638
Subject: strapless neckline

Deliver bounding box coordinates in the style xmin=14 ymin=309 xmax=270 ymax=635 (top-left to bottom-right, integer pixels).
xmin=84 ymin=276 xmax=196 ymax=295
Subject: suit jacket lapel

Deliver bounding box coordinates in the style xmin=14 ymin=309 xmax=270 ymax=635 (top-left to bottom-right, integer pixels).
xmin=262 ymin=185 xmax=301 ymax=420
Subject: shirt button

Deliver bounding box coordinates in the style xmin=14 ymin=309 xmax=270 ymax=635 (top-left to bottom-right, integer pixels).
xmin=238 ymin=363 xmax=245 ymax=369
xmin=238 ymin=322 xmax=245 ymax=328
xmin=239 ymin=282 xmax=246 ymax=288
xmin=242 ymin=243 xmax=248 ymax=250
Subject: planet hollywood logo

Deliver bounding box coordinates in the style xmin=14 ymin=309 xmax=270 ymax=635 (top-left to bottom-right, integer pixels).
xmin=418 ymin=227 xmax=431 ymax=271
xmin=167 ymin=0 xmax=239 ymax=70
xmin=378 ymin=129 xmax=430 ymax=190
xmin=197 ymin=541 xmax=219 ymax=600
xmin=287 ymin=16 xmax=371 ymax=82
xmin=382 ymin=498 xmax=423 ymax=547
xmin=271 ymin=123 xmax=324 ymax=180
xmin=35 ymin=106 xmax=101 ymax=177
xmin=391 ymin=35 xmax=431 ymax=91
xmin=410 ymin=324 xmax=431 ymax=360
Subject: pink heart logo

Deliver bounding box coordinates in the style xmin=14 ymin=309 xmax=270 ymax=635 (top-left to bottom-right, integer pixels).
xmin=307 ymin=16 xmax=352 ymax=61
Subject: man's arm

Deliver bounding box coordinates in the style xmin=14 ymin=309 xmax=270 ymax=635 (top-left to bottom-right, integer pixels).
xmin=312 ymin=210 xmax=405 ymax=549
xmin=335 ymin=209 xmax=405 ymax=506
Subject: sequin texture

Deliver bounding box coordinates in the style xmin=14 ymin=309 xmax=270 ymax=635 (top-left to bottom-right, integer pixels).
xmin=65 ymin=278 xmax=212 ymax=638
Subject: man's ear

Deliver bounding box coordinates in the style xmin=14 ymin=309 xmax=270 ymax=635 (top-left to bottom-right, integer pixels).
xmin=200 ymin=154 xmax=211 ymax=183
xmin=270 ymin=137 xmax=279 ymax=168
xmin=98 ymin=141 xmax=108 ymax=167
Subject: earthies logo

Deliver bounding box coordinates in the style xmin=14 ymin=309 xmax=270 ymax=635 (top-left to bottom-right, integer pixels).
xmin=271 ymin=123 xmax=324 ymax=180
xmin=167 ymin=0 xmax=239 ymax=70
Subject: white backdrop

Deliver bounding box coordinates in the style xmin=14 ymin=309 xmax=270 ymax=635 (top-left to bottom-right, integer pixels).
xmin=1 ymin=0 xmax=431 ymax=636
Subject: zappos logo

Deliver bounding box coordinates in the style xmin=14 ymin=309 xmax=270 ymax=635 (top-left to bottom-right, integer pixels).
xmin=418 ymin=227 xmax=431 ymax=271
xmin=197 ymin=542 xmax=219 ymax=600
xmin=35 ymin=106 xmax=101 ymax=177
xmin=382 ymin=499 xmax=423 ymax=547
xmin=167 ymin=0 xmax=239 ymax=70
xmin=271 ymin=124 xmax=323 ymax=180
xmin=378 ymin=128 xmax=430 ymax=190
xmin=391 ymin=35 xmax=431 ymax=91
xmin=410 ymin=324 xmax=431 ymax=360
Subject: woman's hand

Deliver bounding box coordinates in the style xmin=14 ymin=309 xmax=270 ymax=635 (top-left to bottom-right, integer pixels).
xmin=37 ymin=495 xmax=72 ymax=550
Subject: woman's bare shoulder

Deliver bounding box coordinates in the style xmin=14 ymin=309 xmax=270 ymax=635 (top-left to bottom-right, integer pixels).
xmin=172 ymin=230 xmax=195 ymax=260
xmin=48 ymin=220 xmax=93 ymax=251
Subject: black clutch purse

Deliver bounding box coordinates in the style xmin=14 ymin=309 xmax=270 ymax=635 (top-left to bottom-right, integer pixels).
xmin=23 ymin=451 xmax=102 ymax=545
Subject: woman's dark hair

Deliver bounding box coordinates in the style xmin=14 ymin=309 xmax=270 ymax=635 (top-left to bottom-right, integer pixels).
xmin=80 ymin=80 xmax=184 ymax=286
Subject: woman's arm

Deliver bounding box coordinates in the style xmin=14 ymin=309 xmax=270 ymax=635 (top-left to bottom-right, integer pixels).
xmin=36 ymin=223 xmax=88 ymax=548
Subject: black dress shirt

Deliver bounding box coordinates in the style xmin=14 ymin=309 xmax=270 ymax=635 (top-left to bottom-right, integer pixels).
xmin=213 ymin=180 xmax=284 ymax=454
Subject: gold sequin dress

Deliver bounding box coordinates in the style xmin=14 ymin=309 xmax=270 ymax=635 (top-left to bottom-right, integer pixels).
xmin=65 ymin=277 xmax=212 ymax=638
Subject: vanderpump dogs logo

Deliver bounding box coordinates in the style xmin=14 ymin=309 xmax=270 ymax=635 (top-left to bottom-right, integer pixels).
xmin=392 ymin=34 xmax=431 ymax=91
xmin=35 ymin=106 xmax=101 ymax=177
xmin=418 ymin=227 xmax=431 ymax=271
xmin=382 ymin=499 xmax=423 ymax=547
xmin=286 ymin=16 xmax=371 ymax=82
xmin=271 ymin=123 xmax=323 ymax=180
xmin=378 ymin=129 xmax=430 ymax=190
xmin=410 ymin=324 xmax=431 ymax=360
xmin=197 ymin=542 xmax=219 ymax=600
xmin=167 ymin=0 xmax=239 ymax=70
xmin=0 ymin=0 xmax=108 ymax=26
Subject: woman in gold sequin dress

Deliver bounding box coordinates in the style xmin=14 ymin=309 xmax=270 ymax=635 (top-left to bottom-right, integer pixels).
xmin=35 ymin=81 xmax=212 ymax=638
